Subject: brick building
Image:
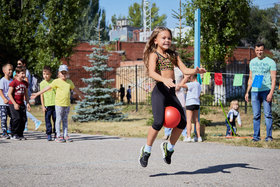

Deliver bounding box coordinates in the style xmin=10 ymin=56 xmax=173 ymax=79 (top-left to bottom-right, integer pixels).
xmin=64 ymin=42 xmax=271 ymax=102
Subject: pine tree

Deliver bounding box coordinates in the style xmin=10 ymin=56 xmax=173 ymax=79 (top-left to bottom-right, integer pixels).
xmin=272 ymin=49 xmax=280 ymax=129
xmin=72 ymin=41 xmax=125 ymax=122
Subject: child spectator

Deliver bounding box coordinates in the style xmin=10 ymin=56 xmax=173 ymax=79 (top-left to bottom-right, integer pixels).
xmin=31 ymin=64 xmax=83 ymax=143
xmin=8 ymin=66 xmax=31 ymax=140
xmin=180 ymin=74 xmax=202 ymax=142
xmin=225 ymin=100 xmax=242 ymax=137
xmin=40 ymin=66 xmax=56 ymax=141
xmin=0 ymin=63 xmax=13 ymax=139
xmin=126 ymin=85 xmax=132 ymax=104
xmin=15 ymin=59 xmax=42 ymax=131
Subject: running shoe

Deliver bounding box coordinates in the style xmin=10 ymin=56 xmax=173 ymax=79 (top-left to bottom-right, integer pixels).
xmin=183 ymin=137 xmax=193 ymax=142
xmin=64 ymin=136 xmax=73 ymax=142
xmin=2 ymin=133 xmax=10 ymax=139
xmin=160 ymin=142 xmax=174 ymax=165
xmin=47 ymin=135 xmax=52 ymax=141
xmin=139 ymin=146 xmax=151 ymax=167
xmin=11 ymin=135 xmax=20 ymax=140
xmin=55 ymin=137 xmax=66 ymax=143
xmin=19 ymin=136 xmax=27 ymax=140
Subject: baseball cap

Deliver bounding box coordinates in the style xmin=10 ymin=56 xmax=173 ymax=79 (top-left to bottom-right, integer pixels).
xmin=59 ymin=64 xmax=68 ymax=72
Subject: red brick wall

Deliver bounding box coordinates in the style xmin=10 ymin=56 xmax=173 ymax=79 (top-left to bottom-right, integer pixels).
xmin=118 ymin=42 xmax=146 ymax=61
xmin=65 ymin=42 xmax=272 ymax=96
xmin=63 ymin=42 xmax=122 ymax=98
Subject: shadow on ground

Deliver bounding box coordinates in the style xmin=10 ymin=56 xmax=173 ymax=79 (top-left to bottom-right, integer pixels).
xmin=150 ymin=163 xmax=262 ymax=177
xmin=23 ymin=131 xmax=120 ymax=141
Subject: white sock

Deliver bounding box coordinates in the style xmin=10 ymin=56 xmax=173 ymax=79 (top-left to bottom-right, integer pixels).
xmin=144 ymin=144 xmax=152 ymax=153
xmin=167 ymin=142 xmax=175 ymax=151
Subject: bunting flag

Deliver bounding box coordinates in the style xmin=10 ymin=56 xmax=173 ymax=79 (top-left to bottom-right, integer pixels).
xmin=233 ymin=74 xmax=243 ymax=86
xmin=202 ymin=72 xmax=211 ymax=85
xmin=252 ymin=75 xmax=264 ymax=88
xmin=214 ymin=73 xmax=223 ymax=85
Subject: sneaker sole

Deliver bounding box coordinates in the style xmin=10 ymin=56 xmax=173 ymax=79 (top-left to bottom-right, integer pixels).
xmin=138 ymin=146 xmax=145 ymax=167
xmin=160 ymin=142 xmax=169 ymax=164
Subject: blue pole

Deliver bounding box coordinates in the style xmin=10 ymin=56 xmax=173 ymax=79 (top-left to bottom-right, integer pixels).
xmin=194 ymin=9 xmax=201 ymax=70
xmin=194 ymin=9 xmax=201 ymax=137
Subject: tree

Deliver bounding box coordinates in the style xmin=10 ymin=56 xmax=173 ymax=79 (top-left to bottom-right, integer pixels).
xmin=128 ymin=3 xmax=142 ymax=27
xmin=271 ymin=48 xmax=280 ymax=129
xmin=0 ymin=0 xmax=44 ymax=65
xmin=99 ymin=9 xmax=109 ymax=41
xmin=172 ymin=0 xmax=193 ymax=67
xmin=151 ymin=3 xmax=167 ymax=29
xmin=72 ymin=42 xmax=125 ymax=122
xmin=241 ymin=5 xmax=279 ymax=49
xmin=184 ymin=0 xmax=251 ymax=71
xmin=126 ymin=2 xmax=166 ymax=29
xmin=75 ymin=0 xmax=100 ymax=41
xmin=0 ymin=0 xmax=88 ymax=74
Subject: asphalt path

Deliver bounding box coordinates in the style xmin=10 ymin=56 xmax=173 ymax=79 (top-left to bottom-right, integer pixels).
xmin=1 ymin=131 xmax=279 ymax=187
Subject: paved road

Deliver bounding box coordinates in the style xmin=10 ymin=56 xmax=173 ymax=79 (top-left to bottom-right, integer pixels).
xmin=1 ymin=131 xmax=279 ymax=187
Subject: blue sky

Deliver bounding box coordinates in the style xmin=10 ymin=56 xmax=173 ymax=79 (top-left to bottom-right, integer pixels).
xmin=100 ymin=0 xmax=279 ymax=29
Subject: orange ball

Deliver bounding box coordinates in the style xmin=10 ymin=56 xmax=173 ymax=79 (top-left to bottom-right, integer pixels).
xmin=163 ymin=106 xmax=181 ymax=128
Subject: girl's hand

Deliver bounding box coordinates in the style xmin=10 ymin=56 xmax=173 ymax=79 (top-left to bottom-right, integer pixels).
xmin=163 ymin=78 xmax=176 ymax=88
xmin=195 ymin=67 xmax=207 ymax=74
xmin=239 ymin=124 xmax=242 ymax=127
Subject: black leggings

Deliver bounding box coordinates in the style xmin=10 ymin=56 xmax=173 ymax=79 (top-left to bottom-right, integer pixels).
xmin=151 ymin=82 xmax=186 ymax=131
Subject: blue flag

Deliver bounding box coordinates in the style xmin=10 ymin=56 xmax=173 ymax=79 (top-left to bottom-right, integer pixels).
xmin=252 ymin=75 xmax=264 ymax=88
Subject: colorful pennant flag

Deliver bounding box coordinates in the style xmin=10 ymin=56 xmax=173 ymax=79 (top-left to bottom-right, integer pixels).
xmin=252 ymin=75 xmax=264 ymax=88
xmin=203 ymin=72 xmax=211 ymax=85
xmin=233 ymin=74 xmax=243 ymax=86
xmin=214 ymin=73 xmax=223 ymax=85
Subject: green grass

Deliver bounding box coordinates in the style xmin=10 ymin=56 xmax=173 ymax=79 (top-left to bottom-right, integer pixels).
xmin=29 ymin=104 xmax=280 ymax=149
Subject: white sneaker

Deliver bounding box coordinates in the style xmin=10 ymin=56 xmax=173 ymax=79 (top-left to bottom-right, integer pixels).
xmin=183 ymin=137 xmax=193 ymax=142
xmin=197 ymin=137 xmax=202 ymax=142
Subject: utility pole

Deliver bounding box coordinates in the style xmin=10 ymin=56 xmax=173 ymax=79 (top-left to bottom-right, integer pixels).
xmin=143 ymin=0 xmax=151 ymax=42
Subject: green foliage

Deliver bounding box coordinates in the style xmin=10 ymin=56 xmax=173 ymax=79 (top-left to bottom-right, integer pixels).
xmin=200 ymin=118 xmax=212 ymax=126
xmin=242 ymin=4 xmax=280 ymax=49
xmin=271 ymin=48 xmax=280 ymax=129
xmin=75 ymin=0 xmax=99 ymax=41
xmin=172 ymin=0 xmax=193 ymax=67
xmin=0 ymin=0 xmax=88 ymax=76
xmin=128 ymin=3 xmax=142 ymax=28
xmin=184 ymin=0 xmax=251 ymax=71
xmin=151 ymin=3 xmax=167 ymax=29
xmin=119 ymin=2 xmax=166 ymax=29
xmin=72 ymin=41 xmax=125 ymax=122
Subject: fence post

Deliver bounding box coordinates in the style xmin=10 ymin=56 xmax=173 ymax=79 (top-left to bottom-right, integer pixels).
xmin=135 ymin=65 xmax=138 ymax=112
xmin=244 ymin=59 xmax=247 ymax=114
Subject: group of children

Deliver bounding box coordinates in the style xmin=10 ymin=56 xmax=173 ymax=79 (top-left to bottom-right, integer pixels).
xmin=0 ymin=61 xmax=81 ymax=143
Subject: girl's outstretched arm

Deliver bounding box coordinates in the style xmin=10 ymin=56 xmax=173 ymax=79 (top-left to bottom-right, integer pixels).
xmin=177 ymin=56 xmax=206 ymax=75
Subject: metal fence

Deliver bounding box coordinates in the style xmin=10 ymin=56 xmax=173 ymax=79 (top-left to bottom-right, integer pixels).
xmin=200 ymin=59 xmax=250 ymax=108
xmin=115 ymin=60 xmax=278 ymax=112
